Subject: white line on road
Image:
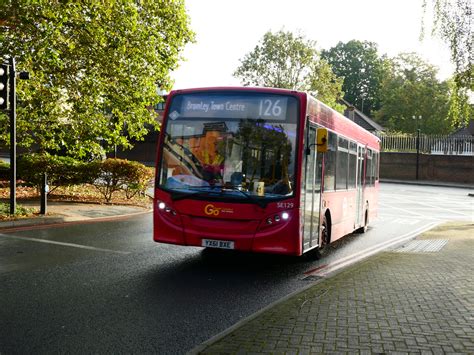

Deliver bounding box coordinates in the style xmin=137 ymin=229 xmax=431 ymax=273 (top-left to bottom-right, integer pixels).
xmin=404 ymin=200 xmax=472 ymax=217
xmin=0 ymin=234 xmax=131 ymax=254
xmin=376 ymin=213 xmax=432 ymax=220
xmin=378 ymin=202 xmax=427 ymax=217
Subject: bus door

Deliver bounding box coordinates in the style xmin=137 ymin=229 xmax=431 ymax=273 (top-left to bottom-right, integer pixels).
xmin=302 ymin=126 xmax=321 ymax=251
xmin=355 ymin=145 xmax=365 ymax=227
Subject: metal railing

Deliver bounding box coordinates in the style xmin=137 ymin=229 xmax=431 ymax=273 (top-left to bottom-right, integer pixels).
xmin=377 ymin=134 xmax=474 ymax=156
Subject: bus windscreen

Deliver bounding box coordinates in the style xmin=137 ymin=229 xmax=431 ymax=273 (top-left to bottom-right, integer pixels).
xmin=158 ymin=92 xmax=299 ymax=201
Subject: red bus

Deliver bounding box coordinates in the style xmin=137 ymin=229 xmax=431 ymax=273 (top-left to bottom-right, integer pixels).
xmin=154 ymin=87 xmax=379 ymax=256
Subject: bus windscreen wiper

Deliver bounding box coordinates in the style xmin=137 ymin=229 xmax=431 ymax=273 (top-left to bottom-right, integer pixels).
xmin=170 ymin=185 xmax=269 ymax=207
xmin=221 ymin=186 xmax=268 ymax=208
xmin=169 ymin=186 xmax=220 ymax=201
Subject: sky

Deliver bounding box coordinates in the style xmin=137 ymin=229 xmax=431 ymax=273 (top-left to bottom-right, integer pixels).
xmin=171 ymin=0 xmax=454 ymax=90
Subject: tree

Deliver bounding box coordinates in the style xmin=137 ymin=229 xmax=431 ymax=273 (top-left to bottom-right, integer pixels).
xmin=321 ymin=40 xmax=385 ymax=116
xmin=446 ymin=78 xmax=473 ymax=128
xmin=233 ymin=30 xmax=344 ymax=111
xmin=0 ymin=0 xmax=194 ymax=159
xmin=421 ymin=0 xmax=473 ymax=128
xmin=375 ymin=53 xmax=451 ymax=134
xmin=422 ymin=0 xmax=472 ymax=88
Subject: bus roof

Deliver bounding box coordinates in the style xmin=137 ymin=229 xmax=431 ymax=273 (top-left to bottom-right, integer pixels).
xmin=169 ymin=86 xmax=304 ymax=96
xmin=167 ymin=86 xmax=380 ymax=149
xmin=306 ymin=94 xmax=380 ymax=149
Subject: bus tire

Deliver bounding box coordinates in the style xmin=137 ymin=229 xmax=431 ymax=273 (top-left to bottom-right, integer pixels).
xmin=320 ymin=213 xmax=331 ymax=250
xmin=355 ymin=210 xmax=369 ymax=233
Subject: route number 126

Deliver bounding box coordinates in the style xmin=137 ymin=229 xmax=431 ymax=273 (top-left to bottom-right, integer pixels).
xmin=259 ymin=99 xmax=282 ymax=117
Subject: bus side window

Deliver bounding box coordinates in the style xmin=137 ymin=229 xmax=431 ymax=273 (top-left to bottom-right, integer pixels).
xmin=336 ymin=137 xmax=349 ymax=190
xmin=366 ymin=149 xmax=374 ymax=186
xmin=372 ymin=151 xmax=377 ymax=185
xmin=305 ymin=126 xmax=317 ymax=193
xmin=371 ymin=151 xmax=378 ymax=185
xmin=348 ymin=142 xmax=357 ymax=189
xmin=323 ymin=132 xmax=337 ymax=191
xmin=374 ymin=151 xmax=380 ymax=182
xmin=372 ymin=151 xmax=376 ymax=185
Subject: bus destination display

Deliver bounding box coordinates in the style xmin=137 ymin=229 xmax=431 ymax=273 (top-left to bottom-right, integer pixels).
xmin=170 ymin=94 xmax=289 ymax=120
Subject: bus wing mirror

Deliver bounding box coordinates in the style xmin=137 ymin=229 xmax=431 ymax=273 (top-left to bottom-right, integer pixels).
xmin=316 ymin=128 xmax=328 ymax=153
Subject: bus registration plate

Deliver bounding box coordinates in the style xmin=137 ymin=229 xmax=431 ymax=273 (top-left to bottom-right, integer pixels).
xmin=202 ymin=239 xmax=235 ymax=250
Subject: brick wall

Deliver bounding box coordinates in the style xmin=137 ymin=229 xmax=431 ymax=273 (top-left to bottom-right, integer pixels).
xmin=381 ymin=152 xmax=474 ymax=185
xmin=110 ymin=142 xmax=157 ymax=167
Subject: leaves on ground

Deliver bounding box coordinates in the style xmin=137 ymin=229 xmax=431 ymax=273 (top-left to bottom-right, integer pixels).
xmin=0 ymin=184 xmax=152 ymax=220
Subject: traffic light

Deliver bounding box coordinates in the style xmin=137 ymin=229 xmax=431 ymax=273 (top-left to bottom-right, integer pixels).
xmin=0 ymin=64 xmax=9 ymax=110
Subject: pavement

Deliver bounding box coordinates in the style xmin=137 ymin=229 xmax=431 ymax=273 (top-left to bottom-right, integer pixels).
xmin=192 ymin=221 xmax=474 ymax=354
xmin=1 ymin=181 xmax=473 ymax=354
xmin=0 ymin=200 xmax=151 ymax=230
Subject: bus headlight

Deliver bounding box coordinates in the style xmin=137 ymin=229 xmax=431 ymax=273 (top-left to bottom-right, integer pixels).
xmin=156 ymin=201 xmax=177 ymax=216
xmin=262 ymin=211 xmax=291 ymax=229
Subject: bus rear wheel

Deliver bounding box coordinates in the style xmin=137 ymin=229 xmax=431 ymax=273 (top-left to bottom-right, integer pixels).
xmin=320 ymin=215 xmax=330 ymax=250
xmin=355 ymin=210 xmax=369 ymax=233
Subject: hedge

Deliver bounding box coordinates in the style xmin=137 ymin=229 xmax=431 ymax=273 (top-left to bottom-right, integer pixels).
xmin=17 ymin=153 xmax=91 ymax=191
xmin=91 ymin=158 xmax=154 ymax=202
xmin=0 ymin=160 xmax=9 ymax=182
xmin=14 ymin=154 xmax=153 ymax=202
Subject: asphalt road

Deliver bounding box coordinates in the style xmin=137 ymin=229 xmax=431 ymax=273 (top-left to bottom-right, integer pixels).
xmin=0 ymin=183 xmax=472 ymax=354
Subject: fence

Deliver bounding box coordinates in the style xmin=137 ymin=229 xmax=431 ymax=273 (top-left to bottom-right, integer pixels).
xmin=377 ymin=134 xmax=474 ymax=156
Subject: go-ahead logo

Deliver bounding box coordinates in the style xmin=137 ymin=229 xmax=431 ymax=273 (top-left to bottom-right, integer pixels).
xmin=204 ymin=204 xmax=234 ymax=216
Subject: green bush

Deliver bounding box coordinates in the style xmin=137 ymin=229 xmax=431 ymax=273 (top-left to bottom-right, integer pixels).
xmin=17 ymin=153 xmax=93 ymax=192
xmin=92 ymin=158 xmax=153 ymax=203
xmin=0 ymin=160 xmax=9 ymax=181
xmin=13 ymin=154 xmax=152 ymax=203
xmin=0 ymin=202 xmax=35 ymax=217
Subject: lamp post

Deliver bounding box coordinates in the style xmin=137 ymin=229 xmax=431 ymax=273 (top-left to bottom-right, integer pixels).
xmin=9 ymin=57 xmax=17 ymax=214
xmin=412 ymin=115 xmax=422 ymax=132
xmin=412 ymin=115 xmax=422 ymax=180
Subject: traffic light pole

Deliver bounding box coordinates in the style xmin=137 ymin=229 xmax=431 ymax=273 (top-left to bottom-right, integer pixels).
xmin=9 ymin=57 xmax=16 ymax=215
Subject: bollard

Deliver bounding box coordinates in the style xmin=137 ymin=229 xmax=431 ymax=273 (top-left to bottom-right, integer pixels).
xmin=40 ymin=172 xmax=48 ymax=214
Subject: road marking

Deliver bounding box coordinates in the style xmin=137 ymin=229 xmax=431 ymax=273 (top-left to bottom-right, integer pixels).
xmin=304 ymin=221 xmax=441 ymax=277
xmin=381 ymin=193 xmax=473 ymax=216
xmin=391 ymin=218 xmax=420 ymax=225
xmin=379 ymin=202 xmax=427 ymax=217
xmin=377 ymin=213 xmax=426 ymax=219
xmin=0 ymin=234 xmax=131 ymax=254
xmin=375 ymin=217 xmax=424 ymax=225
xmin=405 ymin=200 xmax=472 ymax=217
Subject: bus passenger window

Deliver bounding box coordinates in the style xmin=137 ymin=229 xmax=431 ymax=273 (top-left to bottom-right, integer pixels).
xmin=374 ymin=152 xmax=380 ymax=182
xmin=336 ymin=137 xmax=348 ymax=190
xmin=348 ymin=142 xmax=357 ymax=189
xmin=366 ymin=149 xmax=374 ymax=186
xmin=323 ymin=132 xmax=337 ymax=191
